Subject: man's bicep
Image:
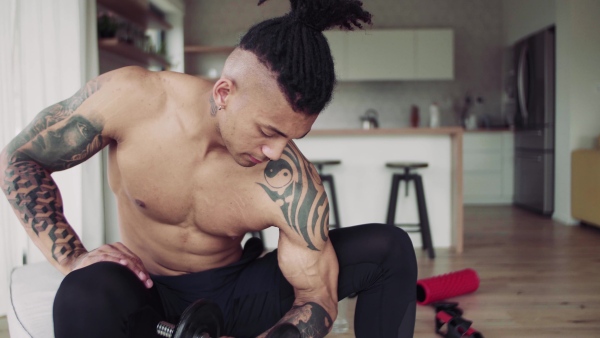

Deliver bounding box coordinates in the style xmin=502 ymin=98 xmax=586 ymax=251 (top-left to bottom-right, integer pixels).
xmin=258 ymin=142 xmax=331 ymax=251
xmin=5 ymin=74 xmax=112 ymax=171
xmin=277 ymin=230 xmax=338 ymax=296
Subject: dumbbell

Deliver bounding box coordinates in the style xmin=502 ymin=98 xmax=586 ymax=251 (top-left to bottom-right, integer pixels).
xmin=155 ymin=299 xmax=302 ymax=338
xmin=266 ymin=323 xmax=301 ymax=338
xmin=156 ymin=299 xmax=224 ymax=338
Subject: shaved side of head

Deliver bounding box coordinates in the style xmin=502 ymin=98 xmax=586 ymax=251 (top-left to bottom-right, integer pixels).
xmin=221 ymin=48 xmax=282 ymax=99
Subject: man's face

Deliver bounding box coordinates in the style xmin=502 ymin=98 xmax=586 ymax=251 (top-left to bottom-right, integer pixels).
xmin=217 ymin=84 xmax=316 ymax=168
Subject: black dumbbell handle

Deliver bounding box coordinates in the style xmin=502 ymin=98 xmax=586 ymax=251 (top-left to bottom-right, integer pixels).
xmin=157 ymin=321 xmax=176 ymax=337
xmin=156 ymin=321 xmax=211 ymax=338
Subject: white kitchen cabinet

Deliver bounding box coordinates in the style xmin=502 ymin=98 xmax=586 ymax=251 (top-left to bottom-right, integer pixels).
xmin=324 ymin=29 xmax=453 ymax=81
xmin=324 ymin=30 xmax=349 ymax=80
xmin=463 ymin=131 xmax=514 ymax=205
xmin=415 ymin=29 xmax=454 ymax=80
xmin=346 ymin=30 xmax=416 ymax=80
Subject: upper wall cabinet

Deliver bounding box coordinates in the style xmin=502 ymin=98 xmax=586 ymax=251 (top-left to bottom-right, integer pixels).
xmin=415 ymin=29 xmax=454 ymax=80
xmin=347 ymin=30 xmax=416 ymax=80
xmin=324 ymin=29 xmax=454 ymax=81
xmin=324 ymin=30 xmax=349 ymax=80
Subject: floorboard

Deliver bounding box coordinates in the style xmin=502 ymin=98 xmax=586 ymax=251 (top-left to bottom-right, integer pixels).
xmin=329 ymin=206 xmax=600 ymax=337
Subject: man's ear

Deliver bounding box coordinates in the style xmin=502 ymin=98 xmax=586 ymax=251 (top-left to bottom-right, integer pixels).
xmin=212 ymin=78 xmax=234 ymax=107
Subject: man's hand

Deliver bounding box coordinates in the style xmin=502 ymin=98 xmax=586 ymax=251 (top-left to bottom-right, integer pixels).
xmin=70 ymin=242 xmax=153 ymax=288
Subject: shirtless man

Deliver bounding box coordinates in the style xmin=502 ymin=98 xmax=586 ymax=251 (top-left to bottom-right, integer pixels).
xmin=0 ymin=1 xmax=417 ymax=337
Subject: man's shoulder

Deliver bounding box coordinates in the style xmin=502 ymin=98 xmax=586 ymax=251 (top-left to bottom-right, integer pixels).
xmin=259 ymin=141 xmax=324 ymax=202
xmin=259 ymin=142 xmax=330 ymax=251
xmin=108 ymin=66 xmax=211 ymax=95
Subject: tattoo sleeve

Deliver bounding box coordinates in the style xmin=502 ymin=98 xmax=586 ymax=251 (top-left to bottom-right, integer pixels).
xmin=268 ymin=302 xmax=333 ymax=338
xmin=257 ymin=142 xmax=330 ymax=250
xmin=1 ymin=77 xmax=107 ymax=265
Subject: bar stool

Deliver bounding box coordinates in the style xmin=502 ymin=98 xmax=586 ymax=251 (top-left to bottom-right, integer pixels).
xmin=311 ymin=160 xmax=342 ymax=229
xmin=385 ymin=162 xmax=435 ymax=259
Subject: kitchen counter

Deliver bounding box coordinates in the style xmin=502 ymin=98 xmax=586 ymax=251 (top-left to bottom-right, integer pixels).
xmin=308 ymin=127 xmax=463 ymax=136
xmin=292 ymin=127 xmax=465 ymax=253
xmin=463 ymin=127 xmax=513 ymax=133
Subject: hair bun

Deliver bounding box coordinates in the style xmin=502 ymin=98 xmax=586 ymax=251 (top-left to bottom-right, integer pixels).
xmin=258 ymin=0 xmax=372 ymax=32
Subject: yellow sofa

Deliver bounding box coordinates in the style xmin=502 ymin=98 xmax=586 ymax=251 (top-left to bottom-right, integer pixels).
xmin=571 ymin=136 xmax=600 ymax=227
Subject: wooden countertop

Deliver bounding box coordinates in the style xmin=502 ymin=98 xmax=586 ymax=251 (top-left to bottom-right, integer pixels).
xmin=307 ymin=127 xmax=464 ymax=136
xmin=464 ymin=128 xmax=513 ymax=133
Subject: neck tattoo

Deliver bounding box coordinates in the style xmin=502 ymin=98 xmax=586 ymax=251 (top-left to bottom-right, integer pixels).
xmin=209 ymin=97 xmax=218 ymax=116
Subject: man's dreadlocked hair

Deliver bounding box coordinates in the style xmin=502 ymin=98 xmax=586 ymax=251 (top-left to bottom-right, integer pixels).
xmin=239 ymin=0 xmax=372 ymax=115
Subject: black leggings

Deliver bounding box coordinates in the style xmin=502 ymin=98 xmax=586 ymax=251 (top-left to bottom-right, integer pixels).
xmin=54 ymin=224 xmax=417 ymax=337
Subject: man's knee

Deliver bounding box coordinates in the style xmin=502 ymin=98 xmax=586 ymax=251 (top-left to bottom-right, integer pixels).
xmin=360 ymin=224 xmax=416 ymax=260
xmin=54 ymin=261 xmax=144 ymax=309
xmin=53 ymin=262 xmax=154 ymax=337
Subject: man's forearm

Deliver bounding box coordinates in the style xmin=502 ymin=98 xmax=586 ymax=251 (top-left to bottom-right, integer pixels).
xmin=1 ymin=155 xmax=85 ymax=272
xmin=260 ymin=301 xmax=334 ymax=338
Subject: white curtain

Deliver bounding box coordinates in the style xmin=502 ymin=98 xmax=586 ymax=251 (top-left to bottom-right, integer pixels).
xmin=0 ymin=0 xmax=101 ymax=316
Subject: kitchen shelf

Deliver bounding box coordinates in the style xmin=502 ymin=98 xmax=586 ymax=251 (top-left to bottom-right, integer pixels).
xmin=184 ymin=45 xmax=236 ymax=54
xmin=98 ymin=38 xmax=170 ymax=68
xmin=97 ymin=0 xmax=148 ymax=28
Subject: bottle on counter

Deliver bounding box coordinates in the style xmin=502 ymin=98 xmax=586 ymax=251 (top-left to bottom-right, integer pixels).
xmin=429 ymin=102 xmax=440 ymax=128
xmin=464 ymin=96 xmax=484 ymax=130
xmin=410 ymin=105 xmax=420 ymax=127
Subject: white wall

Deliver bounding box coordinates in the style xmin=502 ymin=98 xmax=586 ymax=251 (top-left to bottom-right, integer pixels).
xmin=554 ymin=0 xmax=600 ymax=225
xmin=554 ymin=1 xmax=573 ymax=225
xmin=566 ymin=1 xmax=600 ymax=150
xmin=503 ymin=0 xmax=556 ymax=45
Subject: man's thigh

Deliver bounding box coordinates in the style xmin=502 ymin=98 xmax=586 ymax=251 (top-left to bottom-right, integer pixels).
xmin=226 ymin=249 xmax=294 ymax=337
xmin=54 ymin=262 xmax=164 ymax=338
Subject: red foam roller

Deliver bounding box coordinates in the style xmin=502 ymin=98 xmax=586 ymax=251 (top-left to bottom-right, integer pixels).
xmin=416 ymin=268 xmax=480 ymax=305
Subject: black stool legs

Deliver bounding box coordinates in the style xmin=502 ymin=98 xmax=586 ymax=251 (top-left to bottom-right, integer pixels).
xmin=386 ymin=174 xmax=402 ymax=226
xmin=313 ymin=161 xmax=342 ymax=230
xmin=413 ymin=175 xmax=435 ymax=258
xmin=386 ymin=173 xmax=435 ymax=259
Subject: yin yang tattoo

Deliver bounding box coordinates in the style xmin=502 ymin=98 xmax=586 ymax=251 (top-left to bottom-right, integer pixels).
xmin=258 ymin=143 xmax=329 ymax=251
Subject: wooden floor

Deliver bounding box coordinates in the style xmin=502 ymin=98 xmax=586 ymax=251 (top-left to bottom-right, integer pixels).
xmin=1 ymin=206 xmax=599 ymax=337
xmin=329 ymin=206 xmax=600 ymax=337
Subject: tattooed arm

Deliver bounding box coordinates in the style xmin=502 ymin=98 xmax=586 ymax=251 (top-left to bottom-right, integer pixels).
xmin=0 ymin=74 xmax=111 ymax=274
xmin=258 ymin=143 xmax=339 ymax=338
xmin=0 ymin=66 xmax=162 ymax=278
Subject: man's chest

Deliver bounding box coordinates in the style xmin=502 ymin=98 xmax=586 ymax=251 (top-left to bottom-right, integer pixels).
xmin=109 ymin=140 xmax=277 ymax=236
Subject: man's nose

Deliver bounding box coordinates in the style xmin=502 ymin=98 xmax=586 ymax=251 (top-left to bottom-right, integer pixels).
xmin=262 ymin=139 xmax=288 ymax=161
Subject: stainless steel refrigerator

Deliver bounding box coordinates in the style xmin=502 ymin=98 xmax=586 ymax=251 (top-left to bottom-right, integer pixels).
xmin=510 ymin=26 xmax=556 ymax=216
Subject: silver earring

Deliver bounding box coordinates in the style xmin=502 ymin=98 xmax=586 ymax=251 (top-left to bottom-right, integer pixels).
xmin=218 ymin=106 xmax=224 ymax=110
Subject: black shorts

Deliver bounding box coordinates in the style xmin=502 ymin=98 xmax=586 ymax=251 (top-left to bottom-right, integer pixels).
xmin=54 ymin=224 xmax=417 ymax=338
xmin=151 ymin=237 xmax=295 ymax=335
